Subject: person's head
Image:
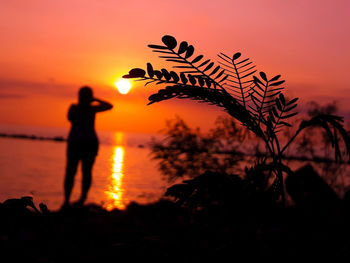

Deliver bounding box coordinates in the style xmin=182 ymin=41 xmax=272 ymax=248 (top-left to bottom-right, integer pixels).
xmin=78 ymin=86 xmax=93 ymax=105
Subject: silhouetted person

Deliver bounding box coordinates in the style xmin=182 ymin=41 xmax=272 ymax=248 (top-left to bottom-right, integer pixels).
xmin=63 ymin=86 xmax=113 ymax=208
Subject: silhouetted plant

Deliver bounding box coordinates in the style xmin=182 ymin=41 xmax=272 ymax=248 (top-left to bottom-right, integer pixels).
xmin=296 ymin=101 xmax=350 ymax=194
xmin=124 ymin=35 xmax=350 ymax=204
xmin=165 ymin=171 xmax=250 ymax=212
xmin=150 ymin=116 xmax=251 ymax=182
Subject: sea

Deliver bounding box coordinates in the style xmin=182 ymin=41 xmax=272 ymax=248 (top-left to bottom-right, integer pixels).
xmin=1 ymin=123 xmax=349 ymax=211
xmin=0 ymin=124 xmax=169 ymax=211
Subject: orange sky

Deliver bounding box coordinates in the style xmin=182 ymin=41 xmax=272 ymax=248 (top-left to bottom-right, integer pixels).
xmin=0 ymin=0 xmax=349 ymax=133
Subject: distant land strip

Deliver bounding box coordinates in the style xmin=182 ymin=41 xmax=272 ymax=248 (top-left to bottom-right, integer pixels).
xmin=153 ymin=146 xmax=350 ymax=165
xmin=0 ymin=133 xmax=65 ymax=142
xmin=0 ymin=133 xmax=348 ymax=164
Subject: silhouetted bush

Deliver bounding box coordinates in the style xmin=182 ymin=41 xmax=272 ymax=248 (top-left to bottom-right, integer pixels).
xmin=150 ymin=116 xmax=250 ymax=182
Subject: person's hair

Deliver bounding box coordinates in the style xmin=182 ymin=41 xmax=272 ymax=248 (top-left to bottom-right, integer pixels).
xmin=78 ymin=86 xmax=93 ymax=105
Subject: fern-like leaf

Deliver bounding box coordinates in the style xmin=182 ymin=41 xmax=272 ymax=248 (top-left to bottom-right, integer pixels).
xmin=147 ymin=85 xmax=264 ymax=138
xmin=250 ymin=74 xmax=286 ymax=124
xmin=298 ymin=115 xmax=350 ymax=161
xmin=266 ymin=95 xmax=298 ymax=135
xmin=146 ymin=35 xmax=227 ymax=91
xmin=218 ymin=52 xmax=256 ymax=108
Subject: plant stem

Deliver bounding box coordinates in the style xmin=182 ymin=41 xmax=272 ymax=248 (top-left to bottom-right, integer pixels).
xmin=274 ymin=136 xmax=285 ymax=205
xmin=232 ymin=60 xmax=246 ymax=108
xmin=281 ymin=127 xmax=303 ymax=155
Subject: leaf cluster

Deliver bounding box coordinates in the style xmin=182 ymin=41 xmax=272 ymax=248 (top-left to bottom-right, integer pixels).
xmin=124 ymin=35 xmax=227 ymax=90
xmin=124 ymin=35 xmax=299 ymax=141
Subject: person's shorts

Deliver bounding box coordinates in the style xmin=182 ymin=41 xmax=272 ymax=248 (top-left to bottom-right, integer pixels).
xmin=67 ymin=139 xmax=99 ymax=159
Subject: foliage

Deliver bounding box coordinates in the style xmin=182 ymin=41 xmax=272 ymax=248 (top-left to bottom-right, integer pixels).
xmin=125 ymin=35 xmax=350 ymax=204
xmin=150 ymin=116 xmax=251 ymax=182
xmin=165 ymin=171 xmax=247 ymax=210
xmin=152 ymin=112 xmax=349 ymax=192
xmin=165 ymin=166 xmax=288 ymax=215
xmin=296 ymin=101 xmax=350 ymax=194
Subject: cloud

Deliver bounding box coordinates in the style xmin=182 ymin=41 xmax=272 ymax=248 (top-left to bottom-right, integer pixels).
xmin=0 ymin=79 xmax=76 ymax=99
xmin=0 ymin=93 xmax=26 ymax=99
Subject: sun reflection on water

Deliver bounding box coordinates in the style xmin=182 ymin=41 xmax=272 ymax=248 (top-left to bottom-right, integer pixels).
xmin=105 ymin=146 xmax=126 ymax=210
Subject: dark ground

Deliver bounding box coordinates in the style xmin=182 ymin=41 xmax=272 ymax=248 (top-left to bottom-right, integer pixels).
xmin=1 ymin=199 xmax=350 ymax=262
xmin=1 ymin=166 xmax=350 ymax=262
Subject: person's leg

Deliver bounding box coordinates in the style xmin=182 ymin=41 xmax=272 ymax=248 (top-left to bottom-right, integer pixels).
xmin=64 ymin=155 xmax=79 ymax=206
xmin=79 ymin=155 xmax=96 ymax=204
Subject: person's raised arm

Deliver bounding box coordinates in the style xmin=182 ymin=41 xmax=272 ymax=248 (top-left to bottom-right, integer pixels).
xmin=92 ymin=98 xmax=113 ymax=112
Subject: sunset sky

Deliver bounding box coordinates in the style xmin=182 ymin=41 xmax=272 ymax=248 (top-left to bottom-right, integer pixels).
xmin=0 ymin=0 xmax=349 ymax=133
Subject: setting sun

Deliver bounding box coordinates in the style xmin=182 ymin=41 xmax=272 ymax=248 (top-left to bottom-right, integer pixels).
xmin=115 ymin=79 xmax=132 ymax=94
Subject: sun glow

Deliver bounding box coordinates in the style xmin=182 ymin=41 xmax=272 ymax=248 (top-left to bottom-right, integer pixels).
xmin=115 ymin=79 xmax=132 ymax=94
xmin=105 ymin=146 xmax=126 ymax=210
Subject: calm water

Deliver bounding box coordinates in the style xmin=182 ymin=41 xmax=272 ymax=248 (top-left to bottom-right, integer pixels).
xmin=1 ymin=124 xmax=349 ymax=211
xmin=0 ymin=124 xmax=168 ymax=211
